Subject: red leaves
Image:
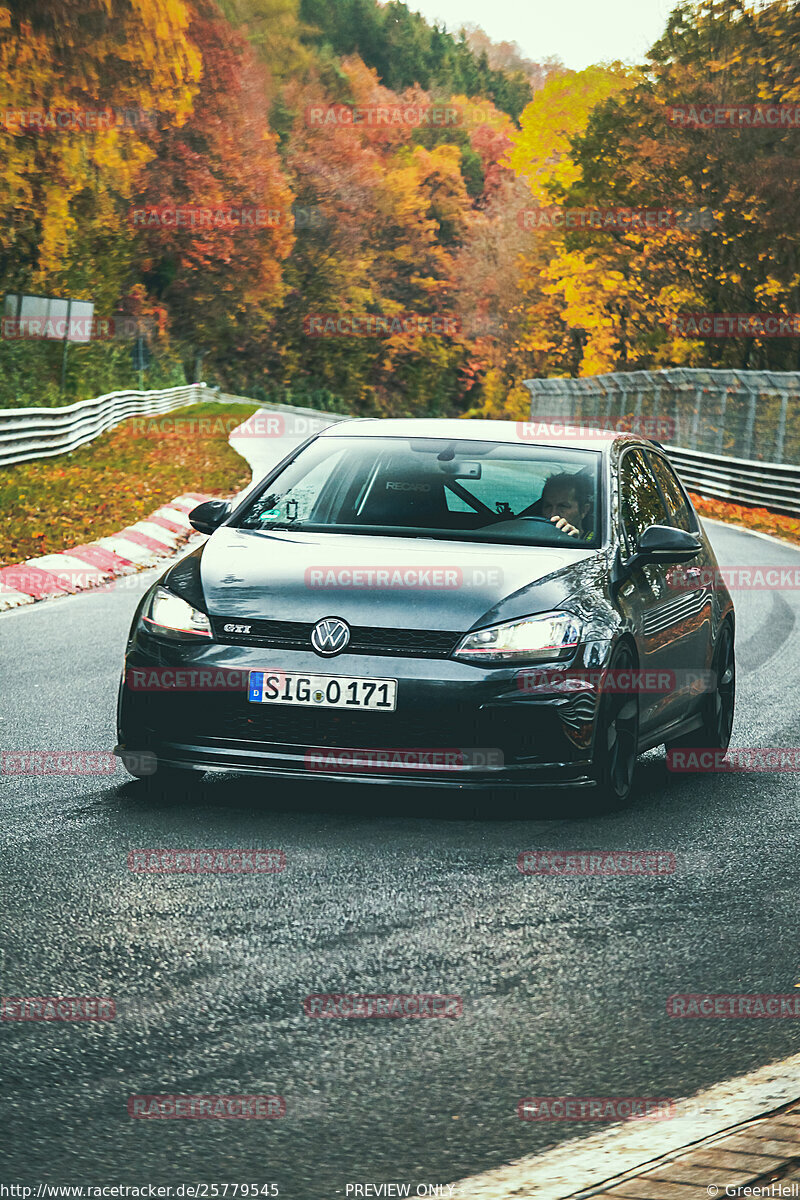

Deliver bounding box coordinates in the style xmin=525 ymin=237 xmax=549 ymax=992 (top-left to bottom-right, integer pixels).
xmin=688 ymin=491 xmax=800 ymax=547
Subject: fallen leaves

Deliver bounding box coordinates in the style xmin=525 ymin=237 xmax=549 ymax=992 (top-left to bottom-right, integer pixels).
xmin=689 ymin=492 xmax=800 ymax=547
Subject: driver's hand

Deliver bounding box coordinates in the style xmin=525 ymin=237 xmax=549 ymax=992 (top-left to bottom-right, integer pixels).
xmin=550 ymin=515 xmax=580 ymax=538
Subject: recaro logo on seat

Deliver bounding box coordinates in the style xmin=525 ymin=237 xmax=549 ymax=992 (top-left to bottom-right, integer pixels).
xmin=385 ymin=481 xmax=430 ymax=491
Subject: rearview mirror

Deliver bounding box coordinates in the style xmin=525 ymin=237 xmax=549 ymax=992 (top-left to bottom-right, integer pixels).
xmin=189 ymin=499 xmax=231 ymax=534
xmin=437 ymin=460 xmax=482 ymax=479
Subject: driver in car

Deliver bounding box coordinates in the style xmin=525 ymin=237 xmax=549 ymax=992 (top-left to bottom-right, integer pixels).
xmin=528 ymin=472 xmax=593 ymax=539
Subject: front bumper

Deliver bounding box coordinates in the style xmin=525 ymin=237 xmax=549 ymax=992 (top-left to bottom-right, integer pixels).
xmin=116 ymin=636 xmax=605 ymax=790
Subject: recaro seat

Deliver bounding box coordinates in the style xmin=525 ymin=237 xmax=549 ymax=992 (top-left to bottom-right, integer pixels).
xmin=356 ymin=461 xmax=450 ymax=528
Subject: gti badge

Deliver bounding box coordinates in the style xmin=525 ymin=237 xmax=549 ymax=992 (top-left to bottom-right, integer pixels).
xmin=311 ymin=617 xmax=351 ymax=657
xmin=223 ymin=623 xmax=252 ymax=634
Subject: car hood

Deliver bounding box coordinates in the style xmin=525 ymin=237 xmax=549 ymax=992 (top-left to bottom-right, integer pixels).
xmin=198 ymin=527 xmax=599 ymax=631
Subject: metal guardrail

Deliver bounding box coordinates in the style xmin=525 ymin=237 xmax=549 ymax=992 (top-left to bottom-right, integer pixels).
xmin=0 ymin=383 xmax=213 ymax=467
xmin=525 ymin=369 xmax=800 ymax=464
xmin=525 ymin=370 xmax=800 ymax=517
xmin=660 ymin=445 xmax=800 ymax=516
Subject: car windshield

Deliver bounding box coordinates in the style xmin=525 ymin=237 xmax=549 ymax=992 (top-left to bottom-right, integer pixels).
xmin=235 ymin=435 xmax=603 ymax=546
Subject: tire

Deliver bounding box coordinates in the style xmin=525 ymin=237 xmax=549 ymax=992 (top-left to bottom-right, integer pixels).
xmin=591 ymin=642 xmax=640 ymax=810
xmin=667 ymin=621 xmax=735 ymax=753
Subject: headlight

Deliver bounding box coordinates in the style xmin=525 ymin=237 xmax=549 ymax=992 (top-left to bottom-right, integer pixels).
xmin=142 ymin=587 xmax=212 ymax=640
xmin=453 ymin=611 xmax=582 ymax=665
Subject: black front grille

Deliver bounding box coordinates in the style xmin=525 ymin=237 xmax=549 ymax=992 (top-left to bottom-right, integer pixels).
xmin=130 ymin=693 xmax=560 ymax=764
xmin=135 ymin=692 xmax=476 ymax=750
xmin=210 ymin=618 xmax=460 ymax=659
xmin=218 ymin=703 xmax=473 ymax=749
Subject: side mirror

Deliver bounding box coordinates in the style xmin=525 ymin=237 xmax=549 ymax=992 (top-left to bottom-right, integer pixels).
xmin=188 ymin=499 xmax=231 ymax=534
xmin=612 ymin=524 xmax=700 ymax=596
xmin=630 ymin=524 xmax=701 ymax=568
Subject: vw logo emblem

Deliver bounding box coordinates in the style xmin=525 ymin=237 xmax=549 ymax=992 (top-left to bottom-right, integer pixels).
xmin=311 ymin=617 xmax=351 ymax=657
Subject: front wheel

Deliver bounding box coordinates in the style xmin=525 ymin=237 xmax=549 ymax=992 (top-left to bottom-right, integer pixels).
xmin=591 ymin=643 xmax=640 ymax=809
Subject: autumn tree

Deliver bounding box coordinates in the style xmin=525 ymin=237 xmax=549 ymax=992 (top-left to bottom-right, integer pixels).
xmin=131 ymin=0 xmax=295 ymax=383
xmin=545 ymin=0 xmax=800 ymax=371
xmin=0 ymin=0 xmax=200 ymax=296
xmin=259 ymin=57 xmax=480 ymax=414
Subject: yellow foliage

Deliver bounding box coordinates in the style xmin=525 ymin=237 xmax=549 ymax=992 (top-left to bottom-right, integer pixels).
xmin=449 ymin=92 xmax=514 ymax=135
xmin=463 ymin=369 xmax=531 ymax=421
xmin=0 ymin=0 xmax=201 ymax=287
xmin=542 ymin=248 xmax=642 ymax=375
xmin=506 ymin=65 xmax=637 ymax=203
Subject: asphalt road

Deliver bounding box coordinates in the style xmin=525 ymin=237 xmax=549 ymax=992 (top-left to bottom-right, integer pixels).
xmin=1 ymin=519 xmax=800 ymax=1196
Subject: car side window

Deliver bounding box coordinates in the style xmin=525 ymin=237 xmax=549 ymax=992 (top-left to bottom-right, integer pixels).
xmin=645 ymin=452 xmax=694 ymax=532
xmin=619 ymin=449 xmax=670 ymax=551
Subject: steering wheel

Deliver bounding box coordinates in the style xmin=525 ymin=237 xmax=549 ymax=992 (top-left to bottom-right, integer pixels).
xmin=476 ymin=513 xmax=584 ymax=543
xmin=478 ymin=513 xmax=553 ymax=528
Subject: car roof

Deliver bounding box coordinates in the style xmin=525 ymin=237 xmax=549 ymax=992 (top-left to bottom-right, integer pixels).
xmin=318 ymin=416 xmax=648 ymax=452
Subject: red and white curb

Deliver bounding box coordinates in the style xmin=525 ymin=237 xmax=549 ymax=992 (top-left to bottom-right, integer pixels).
xmin=0 ymin=402 xmax=342 ymax=614
xmin=0 ymin=492 xmax=213 ymax=612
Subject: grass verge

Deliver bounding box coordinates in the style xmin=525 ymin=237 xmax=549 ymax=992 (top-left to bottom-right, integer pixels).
xmin=1 ymin=403 xmax=257 ymax=568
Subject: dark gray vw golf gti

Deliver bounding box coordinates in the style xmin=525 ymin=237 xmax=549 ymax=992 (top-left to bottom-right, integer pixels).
xmin=116 ymin=418 xmax=735 ymax=806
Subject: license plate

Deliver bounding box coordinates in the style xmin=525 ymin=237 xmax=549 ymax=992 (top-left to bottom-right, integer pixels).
xmin=248 ymin=671 xmax=397 ymax=711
